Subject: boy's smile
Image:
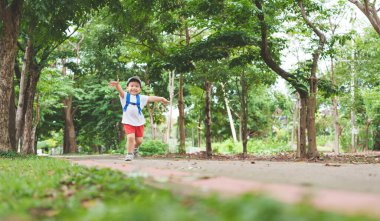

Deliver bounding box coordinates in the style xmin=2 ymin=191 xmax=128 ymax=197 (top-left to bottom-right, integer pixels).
xmin=127 ymin=82 xmax=141 ymax=95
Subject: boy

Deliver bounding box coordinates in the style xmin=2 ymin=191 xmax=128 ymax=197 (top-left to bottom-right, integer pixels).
xmin=109 ymin=76 xmax=169 ymax=161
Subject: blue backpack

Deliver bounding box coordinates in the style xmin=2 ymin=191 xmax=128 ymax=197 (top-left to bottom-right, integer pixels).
xmin=123 ymin=93 xmax=142 ymax=115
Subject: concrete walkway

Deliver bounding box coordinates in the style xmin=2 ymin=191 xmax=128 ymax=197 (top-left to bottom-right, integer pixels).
xmin=63 ymin=155 xmax=380 ymax=219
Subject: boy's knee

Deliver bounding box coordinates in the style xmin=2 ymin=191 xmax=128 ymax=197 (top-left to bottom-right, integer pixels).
xmin=135 ymin=138 xmax=143 ymax=146
xmin=127 ymin=136 xmax=135 ymax=145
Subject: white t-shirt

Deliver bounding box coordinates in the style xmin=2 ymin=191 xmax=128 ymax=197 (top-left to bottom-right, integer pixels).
xmin=119 ymin=92 xmax=149 ymax=126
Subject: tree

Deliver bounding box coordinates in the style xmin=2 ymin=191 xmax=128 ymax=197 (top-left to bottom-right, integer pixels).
xmin=15 ymin=0 xmax=110 ymax=154
xmin=348 ymin=0 xmax=380 ymax=35
xmin=0 ymin=0 xmax=23 ymax=152
xmin=254 ymin=0 xmax=330 ymax=158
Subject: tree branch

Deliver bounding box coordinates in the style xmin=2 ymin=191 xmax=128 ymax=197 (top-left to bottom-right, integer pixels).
xmin=297 ymin=0 xmax=326 ymax=78
xmin=254 ymin=1 xmax=299 ymax=88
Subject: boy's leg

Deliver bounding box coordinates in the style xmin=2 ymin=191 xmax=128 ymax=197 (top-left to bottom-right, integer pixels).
xmin=133 ymin=125 xmax=144 ymax=156
xmin=126 ymin=134 xmax=136 ymax=154
xmin=134 ymin=137 xmax=143 ymax=156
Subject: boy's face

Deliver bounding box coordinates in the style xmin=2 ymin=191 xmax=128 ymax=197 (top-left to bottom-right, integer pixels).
xmin=127 ymin=81 xmax=141 ymax=95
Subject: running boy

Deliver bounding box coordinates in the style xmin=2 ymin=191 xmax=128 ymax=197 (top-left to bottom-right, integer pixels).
xmin=109 ymin=76 xmax=169 ymax=161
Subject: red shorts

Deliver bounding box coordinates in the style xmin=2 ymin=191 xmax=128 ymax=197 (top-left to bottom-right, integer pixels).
xmin=123 ymin=124 xmax=144 ymax=137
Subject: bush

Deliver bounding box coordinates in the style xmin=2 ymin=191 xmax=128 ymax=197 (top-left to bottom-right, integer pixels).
xmin=212 ymin=139 xmax=240 ymax=154
xmin=139 ymin=140 xmax=168 ymax=156
xmin=247 ymin=139 xmax=291 ymax=155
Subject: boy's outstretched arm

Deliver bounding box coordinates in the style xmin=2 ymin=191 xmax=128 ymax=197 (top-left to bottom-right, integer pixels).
xmin=148 ymin=96 xmax=170 ymax=104
xmin=109 ymin=80 xmax=125 ymax=99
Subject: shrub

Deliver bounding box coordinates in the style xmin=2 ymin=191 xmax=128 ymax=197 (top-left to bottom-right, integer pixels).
xmin=139 ymin=140 xmax=168 ymax=156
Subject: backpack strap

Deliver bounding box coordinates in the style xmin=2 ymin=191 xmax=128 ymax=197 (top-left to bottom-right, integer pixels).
xmin=123 ymin=93 xmax=142 ymax=115
xmin=123 ymin=93 xmax=131 ymax=112
xmin=136 ymin=94 xmax=142 ymax=115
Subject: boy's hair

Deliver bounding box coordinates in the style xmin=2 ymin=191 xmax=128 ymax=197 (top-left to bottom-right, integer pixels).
xmin=126 ymin=76 xmax=142 ymax=87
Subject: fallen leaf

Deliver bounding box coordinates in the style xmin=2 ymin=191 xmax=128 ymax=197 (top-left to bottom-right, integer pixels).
xmin=325 ymin=163 xmax=341 ymax=167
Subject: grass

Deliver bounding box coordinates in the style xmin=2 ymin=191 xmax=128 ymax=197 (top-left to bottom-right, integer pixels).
xmin=0 ymin=154 xmax=377 ymax=221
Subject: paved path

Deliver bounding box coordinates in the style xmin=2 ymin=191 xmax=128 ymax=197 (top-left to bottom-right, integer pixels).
xmin=63 ymin=155 xmax=380 ymax=218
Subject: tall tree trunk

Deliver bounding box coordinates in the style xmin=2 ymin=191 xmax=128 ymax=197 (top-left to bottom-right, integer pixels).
xmin=166 ymin=70 xmax=175 ymax=143
xmin=221 ymin=83 xmax=237 ymax=143
xmin=21 ymin=63 xmax=39 ymax=154
xmin=291 ymin=94 xmax=299 ymax=148
xmin=306 ymin=77 xmax=318 ymax=158
xmin=9 ymin=76 xmax=16 ymax=151
xmin=328 ymin=19 xmax=341 ymax=154
xmin=61 ymin=58 xmax=77 ymax=153
xmin=146 ymin=101 xmax=157 ymax=139
xmin=364 ymin=120 xmax=371 ymax=151
xmin=16 ymin=37 xmax=32 ymax=150
xmin=204 ymin=81 xmax=212 ymax=157
xmin=197 ymin=118 xmax=201 ymax=147
xmin=332 ymin=97 xmax=340 ymax=153
xmin=0 ymin=0 xmax=23 ymax=152
xmin=375 ymin=129 xmax=380 ymax=151
xmin=297 ymin=93 xmax=307 ymax=158
xmin=177 ymin=16 xmax=190 ymax=153
xmin=350 ymin=44 xmax=357 ymax=153
xmin=178 ymin=72 xmax=186 ymax=153
xmin=240 ymin=73 xmax=248 ymax=157
xmin=30 ymin=94 xmax=40 ymax=154
xmin=63 ymin=96 xmax=77 ymax=153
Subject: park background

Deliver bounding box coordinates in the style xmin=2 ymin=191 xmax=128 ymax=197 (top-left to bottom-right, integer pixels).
xmin=0 ymin=0 xmax=379 ymax=158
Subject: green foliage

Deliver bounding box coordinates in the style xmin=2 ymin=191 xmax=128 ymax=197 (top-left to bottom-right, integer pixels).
xmin=247 ymin=139 xmax=292 ymax=155
xmin=212 ymin=138 xmax=291 ymax=155
xmin=139 ymin=140 xmax=168 ymax=156
xmin=0 ymin=151 xmax=22 ymax=159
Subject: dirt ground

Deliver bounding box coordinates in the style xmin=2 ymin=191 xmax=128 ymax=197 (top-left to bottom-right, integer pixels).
xmin=64 ymin=153 xmax=380 ymax=194
xmin=128 ymin=157 xmax=380 ymax=194
xmin=63 ymin=154 xmax=380 ymax=217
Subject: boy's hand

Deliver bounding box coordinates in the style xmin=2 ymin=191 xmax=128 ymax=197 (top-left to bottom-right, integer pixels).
xmin=109 ymin=80 xmax=119 ymax=87
xmin=161 ymin=97 xmax=170 ymax=105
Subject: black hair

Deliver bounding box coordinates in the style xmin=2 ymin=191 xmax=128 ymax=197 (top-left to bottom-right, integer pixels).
xmin=127 ymin=78 xmax=141 ymax=87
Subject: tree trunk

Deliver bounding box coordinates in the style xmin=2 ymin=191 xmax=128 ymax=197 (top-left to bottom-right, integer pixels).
xmin=297 ymin=93 xmax=307 ymax=158
xmin=21 ymin=63 xmax=40 ymax=154
xmin=30 ymin=94 xmax=40 ymax=154
xmin=0 ymin=0 xmax=23 ymax=152
xmin=178 ymin=72 xmax=186 ymax=153
xmin=197 ymin=118 xmax=201 ymax=147
xmin=221 ymin=83 xmax=237 ymax=143
xmin=146 ymin=101 xmax=157 ymax=139
xmin=240 ymin=74 xmax=248 ymax=157
xmin=9 ymin=76 xmax=16 ymax=151
xmin=332 ymin=97 xmax=340 ymax=153
xmin=63 ymin=96 xmax=78 ymax=153
xmin=374 ymin=130 xmax=380 ymax=151
xmin=350 ymin=45 xmax=356 ymax=153
xmin=166 ymin=70 xmax=175 ymax=143
xmin=306 ymin=77 xmax=319 ymax=158
xmin=291 ymin=94 xmax=299 ymax=148
xmin=61 ymin=58 xmax=77 ymax=153
xmin=16 ymin=37 xmax=32 ymax=151
xmin=364 ymin=120 xmax=371 ymax=151
xmin=204 ymin=81 xmax=212 ymax=157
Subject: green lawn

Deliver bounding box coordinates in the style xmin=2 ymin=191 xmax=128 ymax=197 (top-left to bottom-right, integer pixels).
xmin=0 ymin=153 xmax=377 ymax=221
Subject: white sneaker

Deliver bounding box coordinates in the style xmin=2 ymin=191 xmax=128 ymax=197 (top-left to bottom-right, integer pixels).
xmin=125 ymin=154 xmax=134 ymax=161
xmin=133 ymin=148 xmax=139 ymax=157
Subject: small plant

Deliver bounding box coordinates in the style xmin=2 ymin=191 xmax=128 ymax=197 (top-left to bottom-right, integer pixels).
xmin=139 ymin=140 xmax=168 ymax=156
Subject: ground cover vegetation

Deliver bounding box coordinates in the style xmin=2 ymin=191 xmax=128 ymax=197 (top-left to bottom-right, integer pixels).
xmin=0 ymin=155 xmax=377 ymax=221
